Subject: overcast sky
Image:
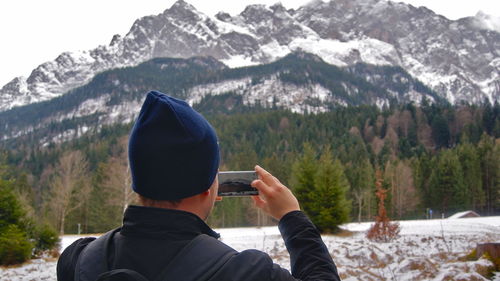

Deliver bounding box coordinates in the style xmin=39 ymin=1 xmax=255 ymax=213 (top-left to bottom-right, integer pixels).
xmin=0 ymin=0 xmax=499 ymax=87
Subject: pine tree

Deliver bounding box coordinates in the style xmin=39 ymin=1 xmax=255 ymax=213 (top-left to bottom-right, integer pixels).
xmin=429 ymin=150 xmax=465 ymax=213
xmin=413 ymin=152 xmax=433 ymax=209
xmin=290 ymin=143 xmax=317 ymax=215
xmin=309 ymin=147 xmax=351 ymax=233
xmin=477 ymin=134 xmax=500 ymax=214
xmin=431 ymin=115 xmax=450 ymax=149
xmin=457 ymin=142 xmax=484 ymax=210
xmin=291 ymin=145 xmax=351 ymax=233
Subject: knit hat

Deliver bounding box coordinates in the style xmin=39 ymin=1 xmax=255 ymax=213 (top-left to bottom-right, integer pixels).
xmin=128 ymin=91 xmax=220 ymax=200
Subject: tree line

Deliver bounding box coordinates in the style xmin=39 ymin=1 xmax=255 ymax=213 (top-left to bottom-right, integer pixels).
xmin=1 ymin=101 xmax=499 ymax=235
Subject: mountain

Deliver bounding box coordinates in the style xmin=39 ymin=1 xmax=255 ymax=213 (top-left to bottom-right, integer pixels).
xmin=0 ymin=53 xmax=439 ymax=147
xmin=0 ymin=0 xmax=498 ymax=112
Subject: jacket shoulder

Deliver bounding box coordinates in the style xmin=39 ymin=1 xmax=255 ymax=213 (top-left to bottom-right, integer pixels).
xmin=57 ymin=237 xmax=96 ymax=281
xmin=209 ymin=248 xmax=295 ymax=281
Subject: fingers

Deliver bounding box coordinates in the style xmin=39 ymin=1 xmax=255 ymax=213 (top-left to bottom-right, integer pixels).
xmin=251 ymin=195 xmax=266 ymax=209
xmin=252 ymin=178 xmax=282 ymax=199
xmin=253 ymin=166 xmax=285 ymax=196
xmin=251 ymin=178 xmax=270 ymax=194
xmin=252 ymin=165 xmax=300 ymax=220
xmin=255 ymin=165 xmax=277 ymax=185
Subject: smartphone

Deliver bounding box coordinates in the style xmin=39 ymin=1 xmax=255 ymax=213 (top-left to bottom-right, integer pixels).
xmin=218 ymin=171 xmax=259 ymax=196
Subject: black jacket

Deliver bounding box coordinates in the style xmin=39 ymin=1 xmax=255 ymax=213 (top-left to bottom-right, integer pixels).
xmin=57 ymin=206 xmax=340 ymax=281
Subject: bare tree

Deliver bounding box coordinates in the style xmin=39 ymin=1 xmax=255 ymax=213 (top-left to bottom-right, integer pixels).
xmin=348 ymin=158 xmax=374 ymax=222
xmin=384 ymin=159 xmax=419 ymax=219
xmin=102 ymin=137 xmax=135 ymax=213
xmin=48 ymin=150 xmax=90 ymax=235
xmin=398 ymin=110 xmax=414 ymax=138
xmin=415 ymin=108 xmax=435 ymax=150
xmin=102 ymin=155 xmax=134 ymax=214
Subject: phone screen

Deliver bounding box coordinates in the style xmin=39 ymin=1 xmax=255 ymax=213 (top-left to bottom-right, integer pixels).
xmin=218 ymin=171 xmax=258 ymax=196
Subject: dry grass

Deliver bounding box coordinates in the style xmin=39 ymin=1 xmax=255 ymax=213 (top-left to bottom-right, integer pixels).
xmin=332 ymin=228 xmax=355 ymax=237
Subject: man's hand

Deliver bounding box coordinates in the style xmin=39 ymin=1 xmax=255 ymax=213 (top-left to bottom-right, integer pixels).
xmin=251 ymin=165 xmax=300 ymax=220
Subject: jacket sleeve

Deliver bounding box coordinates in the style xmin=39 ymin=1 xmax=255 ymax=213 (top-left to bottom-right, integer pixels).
xmin=57 ymin=237 xmax=96 ymax=281
xmin=274 ymin=211 xmax=341 ymax=281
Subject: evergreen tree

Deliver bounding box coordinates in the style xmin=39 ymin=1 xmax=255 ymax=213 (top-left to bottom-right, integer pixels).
xmin=290 ymin=143 xmax=317 ymax=215
xmin=291 ymin=146 xmax=351 ymax=233
xmin=482 ymin=103 xmax=495 ymax=135
xmin=456 ymin=142 xmax=484 ymax=210
xmin=477 ymin=134 xmax=500 ymax=214
xmin=429 ymin=150 xmax=465 ymax=213
xmin=0 ymin=181 xmax=28 ymax=233
xmin=413 ymin=152 xmax=433 ymax=209
xmin=309 ymin=148 xmax=351 ymax=233
xmin=0 ymin=176 xmax=57 ymax=265
xmin=431 ymin=115 xmax=450 ymax=148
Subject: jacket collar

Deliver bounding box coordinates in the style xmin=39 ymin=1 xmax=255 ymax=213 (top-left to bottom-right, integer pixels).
xmin=120 ymin=205 xmax=220 ymax=239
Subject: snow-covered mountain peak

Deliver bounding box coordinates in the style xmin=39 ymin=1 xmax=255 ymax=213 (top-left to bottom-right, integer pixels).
xmin=164 ymin=0 xmax=205 ymax=21
xmin=0 ymin=0 xmax=498 ymax=112
xmin=239 ymin=4 xmax=275 ymax=24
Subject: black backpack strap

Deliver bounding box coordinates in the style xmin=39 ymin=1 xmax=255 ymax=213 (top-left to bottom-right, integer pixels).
xmin=74 ymin=228 xmax=121 ymax=281
xmin=96 ymin=269 xmax=149 ymax=281
xmin=153 ymin=234 xmax=237 ymax=281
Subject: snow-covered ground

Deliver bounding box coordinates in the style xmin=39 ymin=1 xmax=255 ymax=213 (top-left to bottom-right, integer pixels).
xmin=1 ymin=216 xmax=499 ymax=281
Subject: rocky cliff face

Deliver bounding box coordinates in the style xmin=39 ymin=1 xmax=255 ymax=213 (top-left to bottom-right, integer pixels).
xmin=0 ymin=0 xmax=498 ymax=111
xmin=293 ymin=0 xmax=500 ymax=104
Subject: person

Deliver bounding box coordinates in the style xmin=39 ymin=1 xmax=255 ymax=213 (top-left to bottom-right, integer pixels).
xmin=57 ymin=90 xmax=341 ymax=281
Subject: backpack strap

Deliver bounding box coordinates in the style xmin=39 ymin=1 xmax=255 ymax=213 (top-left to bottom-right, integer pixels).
xmin=74 ymin=228 xmax=121 ymax=281
xmin=96 ymin=269 xmax=150 ymax=281
xmin=153 ymin=234 xmax=237 ymax=281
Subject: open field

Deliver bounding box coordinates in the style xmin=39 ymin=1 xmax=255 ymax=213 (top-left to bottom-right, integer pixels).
xmin=1 ymin=216 xmax=499 ymax=281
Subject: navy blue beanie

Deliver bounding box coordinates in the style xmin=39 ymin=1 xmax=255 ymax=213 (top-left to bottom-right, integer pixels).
xmin=128 ymin=91 xmax=220 ymax=200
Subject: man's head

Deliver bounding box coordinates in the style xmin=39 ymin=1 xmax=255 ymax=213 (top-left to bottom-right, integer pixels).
xmin=128 ymin=91 xmax=220 ymax=219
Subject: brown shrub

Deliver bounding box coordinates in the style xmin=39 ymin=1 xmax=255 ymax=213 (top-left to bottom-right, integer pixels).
xmin=366 ymin=170 xmax=401 ymax=242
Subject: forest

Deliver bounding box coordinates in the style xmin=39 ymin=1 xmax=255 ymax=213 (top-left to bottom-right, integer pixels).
xmin=1 ymin=99 xmax=499 ymax=236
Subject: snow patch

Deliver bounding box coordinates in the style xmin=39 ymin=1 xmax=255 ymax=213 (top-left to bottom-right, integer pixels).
xmin=220 ymin=55 xmax=259 ymax=68
xmin=474 ymin=11 xmax=500 ymax=33
xmin=2 ymin=216 xmax=499 ymax=281
xmin=73 ymin=95 xmax=110 ymax=118
xmin=187 ymin=78 xmax=252 ymax=105
xmin=287 ymin=36 xmax=401 ymax=66
xmin=186 ymin=75 xmax=337 ymax=114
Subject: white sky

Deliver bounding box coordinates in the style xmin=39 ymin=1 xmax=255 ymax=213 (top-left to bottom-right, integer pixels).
xmin=0 ymin=0 xmax=499 ymax=87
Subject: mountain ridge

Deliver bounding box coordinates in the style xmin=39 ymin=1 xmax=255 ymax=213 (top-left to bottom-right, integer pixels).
xmin=0 ymin=52 xmax=440 ymax=147
xmin=0 ymin=0 xmax=498 ymax=111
